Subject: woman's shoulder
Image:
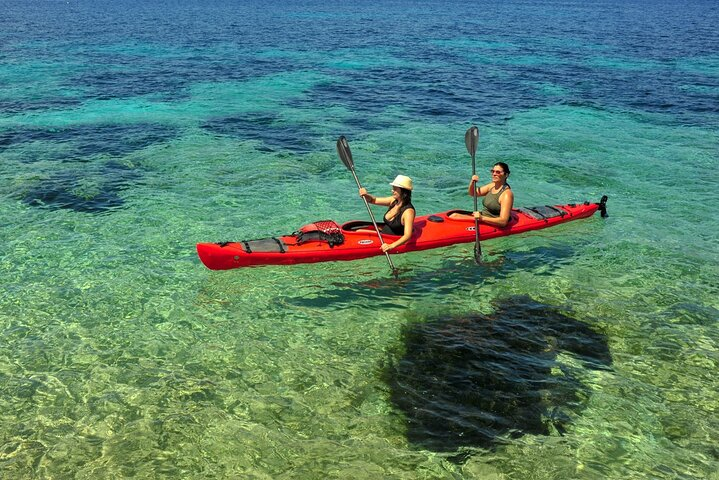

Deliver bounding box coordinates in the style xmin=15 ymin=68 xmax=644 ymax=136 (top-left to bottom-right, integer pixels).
xmin=500 ymin=187 xmax=514 ymax=202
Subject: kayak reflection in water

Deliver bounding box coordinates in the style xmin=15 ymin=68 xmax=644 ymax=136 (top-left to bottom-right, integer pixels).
xmin=453 ymin=162 xmax=514 ymax=227
xmin=359 ymin=174 xmax=416 ymax=253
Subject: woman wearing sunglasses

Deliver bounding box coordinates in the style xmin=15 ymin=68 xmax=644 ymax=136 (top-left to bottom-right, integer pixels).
xmin=467 ymin=162 xmax=514 ymax=228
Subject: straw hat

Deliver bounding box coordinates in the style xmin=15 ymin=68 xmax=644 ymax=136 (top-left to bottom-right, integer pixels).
xmin=389 ymin=175 xmax=413 ymax=191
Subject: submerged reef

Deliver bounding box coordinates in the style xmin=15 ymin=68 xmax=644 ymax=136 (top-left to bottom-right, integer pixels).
xmin=22 ymin=161 xmax=141 ymax=214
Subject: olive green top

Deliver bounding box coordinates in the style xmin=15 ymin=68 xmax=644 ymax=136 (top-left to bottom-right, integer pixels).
xmin=482 ymin=184 xmax=510 ymax=217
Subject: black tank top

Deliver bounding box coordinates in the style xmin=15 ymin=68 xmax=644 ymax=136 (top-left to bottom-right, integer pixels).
xmin=382 ymin=202 xmax=415 ymax=235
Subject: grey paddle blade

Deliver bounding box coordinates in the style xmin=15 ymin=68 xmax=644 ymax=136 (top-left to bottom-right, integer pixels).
xmin=474 ymin=239 xmax=482 ymax=264
xmin=465 ymin=126 xmax=479 ymax=157
xmin=599 ymin=195 xmax=609 ymax=218
xmin=336 ymin=136 xmax=354 ymax=171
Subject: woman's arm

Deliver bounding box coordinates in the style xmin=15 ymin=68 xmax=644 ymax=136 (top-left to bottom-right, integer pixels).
xmin=359 ymin=188 xmax=394 ymax=206
xmin=382 ymin=208 xmax=416 ymax=252
xmin=467 ymin=176 xmax=493 ymax=197
xmin=473 ymin=189 xmax=514 ymax=227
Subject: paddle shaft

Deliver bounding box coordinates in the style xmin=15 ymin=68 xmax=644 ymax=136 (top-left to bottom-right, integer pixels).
xmin=348 ymin=168 xmax=398 ymax=273
xmin=336 ymin=136 xmax=399 ymax=276
xmin=466 ymin=126 xmax=481 ymax=261
xmin=472 ymin=153 xmax=480 ymax=247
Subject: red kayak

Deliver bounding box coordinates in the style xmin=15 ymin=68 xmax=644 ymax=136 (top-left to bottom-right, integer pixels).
xmin=196 ymin=196 xmax=607 ymax=270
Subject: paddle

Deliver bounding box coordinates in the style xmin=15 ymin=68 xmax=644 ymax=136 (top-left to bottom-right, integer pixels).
xmin=465 ymin=126 xmax=481 ymax=263
xmin=336 ymin=136 xmax=399 ymax=278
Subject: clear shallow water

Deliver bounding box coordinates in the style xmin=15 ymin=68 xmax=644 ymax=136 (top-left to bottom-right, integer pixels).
xmin=1 ymin=0 xmax=718 ymax=478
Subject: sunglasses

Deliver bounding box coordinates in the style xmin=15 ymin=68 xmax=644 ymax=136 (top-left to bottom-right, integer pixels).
xmin=489 ymin=169 xmax=505 ymax=175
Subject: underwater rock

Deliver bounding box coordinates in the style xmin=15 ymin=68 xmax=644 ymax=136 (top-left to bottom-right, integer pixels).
xmin=201 ymin=112 xmax=316 ymax=153
xmin=385 ymin=295 xmax=611 ymax=453
xmin=22 ymin=161 xmax=141 ymax=214
xmin=0 ymin=123 xmax=177 ymax=160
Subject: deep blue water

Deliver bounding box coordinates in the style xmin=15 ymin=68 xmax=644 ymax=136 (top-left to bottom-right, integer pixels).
xmin=3 ymin=0 xmax=718 ymax=128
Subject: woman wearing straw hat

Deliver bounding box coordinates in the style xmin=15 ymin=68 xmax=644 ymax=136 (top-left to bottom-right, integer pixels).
xmin=359 ymin=175 xmax=416 ymax=253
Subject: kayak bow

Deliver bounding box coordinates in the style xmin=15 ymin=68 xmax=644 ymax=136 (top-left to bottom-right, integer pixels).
xmin=196 ymin=196 xmax=608 ymax=271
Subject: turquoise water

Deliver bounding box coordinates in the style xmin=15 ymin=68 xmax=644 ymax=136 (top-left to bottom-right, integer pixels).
xmin=1 ymin=0 xmax=718 ymax=478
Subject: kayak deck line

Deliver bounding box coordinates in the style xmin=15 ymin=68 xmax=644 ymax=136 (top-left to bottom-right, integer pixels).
xmin=196 ymin=196 xmax=608 ymax=270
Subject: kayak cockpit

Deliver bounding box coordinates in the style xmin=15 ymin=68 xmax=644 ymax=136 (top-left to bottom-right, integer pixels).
xmin=342 ymin=220 xmax=379 ymax=232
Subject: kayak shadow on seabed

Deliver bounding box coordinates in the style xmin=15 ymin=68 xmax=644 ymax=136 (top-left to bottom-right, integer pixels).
xmin=381 ymin=294 xmax=612 ymax=462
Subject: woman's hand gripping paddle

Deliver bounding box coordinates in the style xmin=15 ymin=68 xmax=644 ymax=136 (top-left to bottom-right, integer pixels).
xmin=336 ymin=136 xmax=399 ymax=278
xmin=465 ymin=126 xmax=482 ymax=264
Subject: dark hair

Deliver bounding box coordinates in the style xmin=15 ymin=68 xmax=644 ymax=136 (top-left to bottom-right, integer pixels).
xmin=391 ymin=187 xmax=413 ymax=207
xmin=494 ymin=162 xmax=510 ymax=175
xmin=398 ymin=187 xmax=412 ymax=206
